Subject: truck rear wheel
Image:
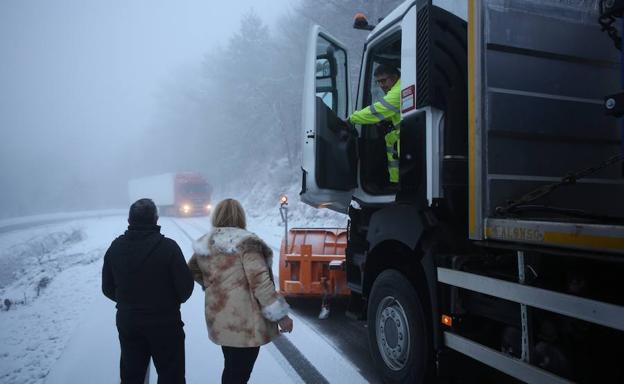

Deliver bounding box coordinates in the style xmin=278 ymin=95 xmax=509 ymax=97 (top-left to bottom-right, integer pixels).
xmin=367 ymin=269 xmax=430 ymax=383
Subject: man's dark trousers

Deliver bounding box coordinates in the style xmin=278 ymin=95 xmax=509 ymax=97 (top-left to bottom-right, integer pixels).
xmin=117 ymin=312 xmax=185 ymax=384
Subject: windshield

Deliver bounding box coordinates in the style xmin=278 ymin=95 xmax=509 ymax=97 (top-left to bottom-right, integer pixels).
xmin=182 ymin=183 xmax=208 ymax=194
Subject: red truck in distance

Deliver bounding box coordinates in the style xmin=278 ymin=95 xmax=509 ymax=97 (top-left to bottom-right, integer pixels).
xmin=128 ymin=172 xmax=212 ymax=216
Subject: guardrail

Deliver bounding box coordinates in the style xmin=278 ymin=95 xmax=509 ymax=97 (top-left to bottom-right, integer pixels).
xmin=0 ymin=209 xmax=126 ymax=234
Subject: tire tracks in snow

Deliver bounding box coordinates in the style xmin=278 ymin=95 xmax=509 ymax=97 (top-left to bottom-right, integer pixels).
xmin=167 ymin=217 xmax=197 ymax=243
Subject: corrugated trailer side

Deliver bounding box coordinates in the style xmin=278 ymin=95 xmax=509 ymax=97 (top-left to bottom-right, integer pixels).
xmin=468 ymin=0 xmax=624 ymax=254
xmin=438 ymin=1 xmax=624 ymax=381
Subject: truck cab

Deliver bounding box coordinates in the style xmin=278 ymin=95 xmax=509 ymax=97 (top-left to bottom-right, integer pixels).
xmin=302 ymin=1 xmax=467 ymax=212
xmin=302 ymin=0 xmax=469 ymax=295
xmin=301 ymin=0 xmax=624 ymax=382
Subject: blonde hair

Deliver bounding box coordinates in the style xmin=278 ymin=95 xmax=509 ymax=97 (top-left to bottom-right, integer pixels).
xmin=211 ymin=198 xmax=246 ymax=229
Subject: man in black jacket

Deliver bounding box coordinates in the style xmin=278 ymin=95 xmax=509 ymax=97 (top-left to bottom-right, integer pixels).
xmin=102 ymin=198 xmax=194 ymax=384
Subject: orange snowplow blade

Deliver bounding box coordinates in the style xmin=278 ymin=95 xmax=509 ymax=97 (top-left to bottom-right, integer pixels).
xmin=279 ymin=228 xmax=350 ymax=297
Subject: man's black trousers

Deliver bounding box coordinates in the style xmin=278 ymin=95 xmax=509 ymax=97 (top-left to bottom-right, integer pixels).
xmin=116 ymin=312 xmax=186 ymax=384
xmin=221 ymin=346 xmax=260 ymax=384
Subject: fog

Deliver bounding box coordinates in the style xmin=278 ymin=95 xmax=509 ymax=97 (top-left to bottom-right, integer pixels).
xmin=0 ymin=0 xmax=404 ymax=219
xmin=0 ymin=0 xmax=292 ymax=218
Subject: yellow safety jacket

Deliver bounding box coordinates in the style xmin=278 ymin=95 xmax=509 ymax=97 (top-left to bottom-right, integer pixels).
xmin=349 ymin=80 xmax=401 ymax=183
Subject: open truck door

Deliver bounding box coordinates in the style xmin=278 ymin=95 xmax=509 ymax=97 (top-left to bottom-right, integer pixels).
xmin=300 ymin=25 xmax=357 ymax=213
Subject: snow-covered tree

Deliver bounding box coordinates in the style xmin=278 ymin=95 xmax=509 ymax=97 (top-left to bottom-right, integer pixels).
xmin=149 ymin=1 xmax=404 ymax=195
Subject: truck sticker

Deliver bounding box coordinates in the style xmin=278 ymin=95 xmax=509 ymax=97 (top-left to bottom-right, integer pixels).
xmin=486 ymin=224 xmax=545 ymax=242
xmin=401 ymin=85 xmax=415 ymax=113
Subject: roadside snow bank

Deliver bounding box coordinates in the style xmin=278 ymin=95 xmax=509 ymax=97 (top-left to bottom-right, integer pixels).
xmin=0 ymin=216 xmax=125 ymax=384
xmin=0 ymin=209 xmax=126 ymax=233
xmin=213 ymin=157 xmax=348 ymax=229
xmin=0 ymin=228 xmax=85 ymax=299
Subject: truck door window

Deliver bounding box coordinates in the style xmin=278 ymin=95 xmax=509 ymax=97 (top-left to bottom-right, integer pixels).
xmin=358 ymin=33 xmax=402 ymax=195
xmin=315 ymin=59 xmax=334 ymax=108
xmin=316 ymin=35 xmax=348 ymax=119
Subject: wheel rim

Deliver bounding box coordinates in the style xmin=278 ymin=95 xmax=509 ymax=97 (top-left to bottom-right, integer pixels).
xmin=375 ymin=295 xmax=410 ymax=371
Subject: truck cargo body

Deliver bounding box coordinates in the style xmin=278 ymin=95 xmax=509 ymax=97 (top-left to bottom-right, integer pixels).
xmin=300 ymin=0 xmax=624 ymax=382
xmin=128 ymin=172 xmax=212 ymax=216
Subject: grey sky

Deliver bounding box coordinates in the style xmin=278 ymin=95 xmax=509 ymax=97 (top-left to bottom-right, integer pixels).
xmin=0 ymin=0 xmax=293 ymax=217
xmin=1 ymin=0 xmax=291 ymax=134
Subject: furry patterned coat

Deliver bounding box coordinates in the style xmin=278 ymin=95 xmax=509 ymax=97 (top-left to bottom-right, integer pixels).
xmin=188 ymin=227 xmax=289 ymax=348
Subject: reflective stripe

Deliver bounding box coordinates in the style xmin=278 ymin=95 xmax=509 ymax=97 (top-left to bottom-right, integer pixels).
xmin=369 ymin=103 xmax=386 ymax=121
xmin=379 ymin=98 xmax=400 ymax=114
xmin=385 ymin=126 xmax=401 ymax=183
xmin=386 ymin=146 xmax=398 ymax=157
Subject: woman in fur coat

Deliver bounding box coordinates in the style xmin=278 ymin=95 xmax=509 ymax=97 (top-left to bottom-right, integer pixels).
xmin=188 ymin=198 xmax=293 ymax=384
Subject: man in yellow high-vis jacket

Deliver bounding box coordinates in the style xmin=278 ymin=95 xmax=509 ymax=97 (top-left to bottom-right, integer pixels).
xmin=347 ymin=65 xmax=401 ymax=183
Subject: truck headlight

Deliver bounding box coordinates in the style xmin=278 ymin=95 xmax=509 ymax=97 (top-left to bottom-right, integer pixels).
xmin=205 ymin=204 xmax=212 ymax=211
xmin=182 ymin=204 xmax=191 ymax=214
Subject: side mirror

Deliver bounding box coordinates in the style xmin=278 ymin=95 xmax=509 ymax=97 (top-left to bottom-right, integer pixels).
xmin=315 ymin=58 xmax=331 ymax=79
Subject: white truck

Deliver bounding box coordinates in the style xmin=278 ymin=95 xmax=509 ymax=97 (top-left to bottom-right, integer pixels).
xmin=300 ymin=0 xmax=624 ymax=382
xmin=128 ymin=172 xmax=212 ymax=216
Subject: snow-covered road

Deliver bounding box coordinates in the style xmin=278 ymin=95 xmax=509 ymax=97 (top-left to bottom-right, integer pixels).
xmin=0 ymin=214 xmax=366 ymax=384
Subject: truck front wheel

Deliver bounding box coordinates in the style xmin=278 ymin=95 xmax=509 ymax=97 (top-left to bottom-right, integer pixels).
xmin=367 ymin=269 xmax=430 ymax=383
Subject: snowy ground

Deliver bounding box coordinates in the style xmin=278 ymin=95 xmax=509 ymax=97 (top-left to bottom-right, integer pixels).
xmin=0 ymin=198 xmax=362 ymax=384
xmin=0 ymin=216 xmax=126 ymax=384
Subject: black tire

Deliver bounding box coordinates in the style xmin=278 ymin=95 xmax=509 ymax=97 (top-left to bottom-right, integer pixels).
xmin=367 ymin=269 xmax=430 ymax=383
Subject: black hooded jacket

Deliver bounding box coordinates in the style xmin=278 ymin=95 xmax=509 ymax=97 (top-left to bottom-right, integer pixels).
xmin=102 ymin=224 xmax=194 ymax=315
